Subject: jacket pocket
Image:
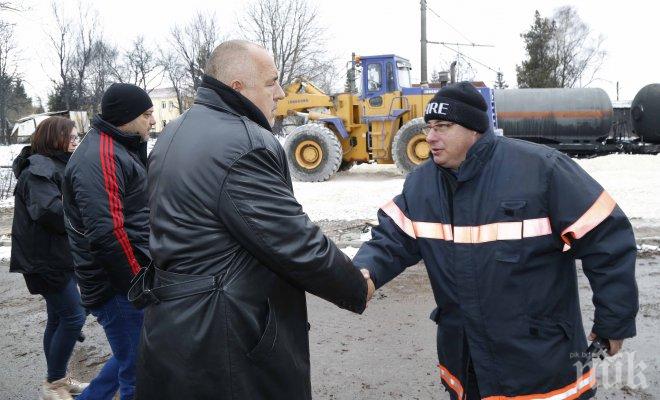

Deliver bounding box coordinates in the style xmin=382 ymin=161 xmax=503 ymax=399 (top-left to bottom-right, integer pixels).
xmin=528 ymin=316 xmax=573 ymax=340
xmin=494 ymin=249 xmax=520 ymax=263
xmin=495 ymin=200 xmax=527 ymax=264
xmin=247 ymin=298 xmax=278 ymax=361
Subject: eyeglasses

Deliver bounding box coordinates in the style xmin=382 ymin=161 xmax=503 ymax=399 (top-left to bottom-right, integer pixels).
xmin=426 ymin=122 xmax=455 ymax=133
xmin=69 ymin=134 xmax=80 ymax=144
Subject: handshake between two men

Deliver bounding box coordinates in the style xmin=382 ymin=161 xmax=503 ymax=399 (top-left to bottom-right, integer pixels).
xmin=138 ymin=41 xmax=637 ymax=400
xmin=361 ymin=268 xmax=376 ymax=304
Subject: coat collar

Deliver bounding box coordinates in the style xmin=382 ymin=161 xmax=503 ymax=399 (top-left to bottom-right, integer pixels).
xmin=91 ymin=115 xmax=148 ymax=166
xmin=194 ymin=75 xmax=273 ymax=132
xmin=193 ymin=86 xmax=238 ymax=116
xmin=92 ymin=114 xmax=144 ymax=151
xmin=453 ymin=128 xmax=497 ymax=183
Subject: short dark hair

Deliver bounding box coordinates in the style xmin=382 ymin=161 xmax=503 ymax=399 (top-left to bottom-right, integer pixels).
xmin=30 ymin=116 xmax=75 ymax=156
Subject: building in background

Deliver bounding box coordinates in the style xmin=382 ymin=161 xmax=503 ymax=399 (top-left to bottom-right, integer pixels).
xmin=11 ymin=111 xmax=90 ymax=144
xmin=150 ymin=88 xmax=182 ymax=133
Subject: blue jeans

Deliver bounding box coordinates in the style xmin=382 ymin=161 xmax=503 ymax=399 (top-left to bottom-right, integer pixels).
xmin=42 ymin=276 xmax=86 ymax=382
xmin=77 ymin=294 xmax=143 ymax=400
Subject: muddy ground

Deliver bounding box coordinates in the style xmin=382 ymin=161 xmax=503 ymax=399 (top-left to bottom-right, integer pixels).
xmin=0 ymin=216 xmax=658 ymax=399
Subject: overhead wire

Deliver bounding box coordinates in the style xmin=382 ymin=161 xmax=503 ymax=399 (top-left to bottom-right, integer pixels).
xmin=440 ymin=43 xmax=499 ymax=74
xmin=425 ymin=3 xmax=502 ymax=78
xmin=426 ymin=5 xmax=474 ymax=45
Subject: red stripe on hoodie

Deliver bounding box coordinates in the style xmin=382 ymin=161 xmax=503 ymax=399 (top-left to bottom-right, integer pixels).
xmin=99 ymin=132 xmax=141 ymax=275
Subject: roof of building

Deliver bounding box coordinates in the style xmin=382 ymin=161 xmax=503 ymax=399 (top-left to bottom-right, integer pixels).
xmin=149 ymin=87 xmax=178 ymax=99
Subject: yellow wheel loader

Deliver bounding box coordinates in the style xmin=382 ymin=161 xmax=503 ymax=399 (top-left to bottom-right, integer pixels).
xmin=275 ymin=54 xmax=496 ymax=181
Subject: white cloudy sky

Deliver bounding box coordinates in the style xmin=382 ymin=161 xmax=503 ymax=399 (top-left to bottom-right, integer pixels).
xmin=4 ymin=0 xmax=659 ymax=106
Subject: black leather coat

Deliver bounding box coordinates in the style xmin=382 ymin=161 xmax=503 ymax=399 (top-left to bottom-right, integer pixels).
xmin=136 ymin=86 xmax=367 ymax=399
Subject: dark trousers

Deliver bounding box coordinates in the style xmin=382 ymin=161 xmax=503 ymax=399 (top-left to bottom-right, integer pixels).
xmin=77 ymin=294 xmax=143 ymax=400
xmin=42 ymin=276 xmax=86 ymax=382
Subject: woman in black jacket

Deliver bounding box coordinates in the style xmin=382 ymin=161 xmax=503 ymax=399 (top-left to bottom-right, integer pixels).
xmin=10 ymin=116 xmax=88 ymax=400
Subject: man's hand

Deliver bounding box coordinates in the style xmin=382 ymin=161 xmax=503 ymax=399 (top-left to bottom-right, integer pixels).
xmin=361 ymin=269 xmax=375 ymax=304
xmin=589 ymin=332 xmax=624 ymax=356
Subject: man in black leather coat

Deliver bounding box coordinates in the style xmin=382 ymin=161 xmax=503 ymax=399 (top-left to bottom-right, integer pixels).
xmin=136 ymin=40 xmax=374 ymax=399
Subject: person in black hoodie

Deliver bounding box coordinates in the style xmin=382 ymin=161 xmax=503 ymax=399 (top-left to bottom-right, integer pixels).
xmin=10 ymin=116 xmax=88 ymax=400
xmin=62 ymin=83 xmax=154 ymax=400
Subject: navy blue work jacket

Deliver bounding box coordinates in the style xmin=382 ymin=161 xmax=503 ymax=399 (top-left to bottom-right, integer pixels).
xmin=354 ymin=129 xmax=638 ymax=399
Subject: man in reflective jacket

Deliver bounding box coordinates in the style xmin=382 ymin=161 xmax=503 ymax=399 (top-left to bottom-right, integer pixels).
xmin=354 ymin=82 xmax=638 ymax=399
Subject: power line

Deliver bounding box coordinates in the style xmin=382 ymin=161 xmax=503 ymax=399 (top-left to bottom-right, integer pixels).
xmin=427 ymin=40 xmax=493 ymax=48
xmin=426 ymin=5 xmax=474 ymax=45
xmin=439 ymin=43 xmax=500 ymax=74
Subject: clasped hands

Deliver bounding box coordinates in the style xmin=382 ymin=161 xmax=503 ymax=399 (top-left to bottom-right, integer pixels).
xmin=360 ymin=269 xmax=375 ymax=305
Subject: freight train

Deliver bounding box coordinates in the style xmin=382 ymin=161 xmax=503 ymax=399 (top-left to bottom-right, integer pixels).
xmin=495 ymin=83 xmax=660 ymax=156
xmin=276 ymin=56 xmax=657 ymax=182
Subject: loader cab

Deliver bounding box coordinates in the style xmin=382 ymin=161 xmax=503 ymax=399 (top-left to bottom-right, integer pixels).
xmin=359 ymin=55 xmax=412 ymax=100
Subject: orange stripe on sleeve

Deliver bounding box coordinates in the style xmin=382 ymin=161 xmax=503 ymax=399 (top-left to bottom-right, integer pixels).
xmin=560 ymin=191 xmax=616 ymax=252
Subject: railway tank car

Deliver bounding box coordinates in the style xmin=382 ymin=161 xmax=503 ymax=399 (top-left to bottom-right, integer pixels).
xmin=631 ymin=83 xmax=660 ymax=144
xmin=494 ymin=88 xmax=613 ymax=144
xmin=494 ymin=86 xmax=660 ymax=155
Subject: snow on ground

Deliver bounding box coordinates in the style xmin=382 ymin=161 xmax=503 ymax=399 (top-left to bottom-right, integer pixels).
xmin=0 ymin=245 xmax=11 ymax=263
xmin=292 ymin=164 xmax=405 ymax=221
xmin=0 ymin=196 xmax=14 ymax=208
xmin=0 ymin=142 xmax=657 ymax=223
xmin=0 ymin=144 xmax=26 ymax=167
xmin=0 ymin=139 xmax=156 ymax=166
xmin=294 ymin=154 xmax=660 ymax=222
xmin=340 ymin=246 xmax=360 ymax=258
xmin=575 ymin=154 xmax=660 ymax=221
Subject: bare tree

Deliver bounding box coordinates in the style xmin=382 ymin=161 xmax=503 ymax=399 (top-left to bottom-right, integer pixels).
xmin=239 ymin=0 xmax=337 ymax=92
xmin=70 ymin=3 xmax=101 ymax=109
xmin=88 ymin=39 xmax=119 ymax=112
xmin=450 ymin=57 xmax=476 ymax=83
xmin=0 ymin=20 xmax=17 ymax=142
xmin=47 ymin=1 xmax=106 ymax=111
xmin=551 ymin=6 xmax=606 ymax=88
xmin=169 ymin=12 xmax=221 ymax=92
xmin=159 ymin=49 xmax=187 ymax=112
xmin=434 ymin=57 xmax=474 ymax=83
xmin=115 ymin=36 xmax=161 ymax=92
xmin=47 ymin=1 xmax=73 ymax=110
xmin=0 ymin=1 xmax=21 ymax=12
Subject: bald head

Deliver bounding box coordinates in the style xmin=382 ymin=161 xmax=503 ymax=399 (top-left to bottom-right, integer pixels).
xmin=204 ymin=40 xmax=265 ymax=87
xmin=204 ymin=40 xmax=285 ymax=126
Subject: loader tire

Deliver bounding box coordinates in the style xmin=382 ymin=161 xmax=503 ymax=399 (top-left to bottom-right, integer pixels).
xmin=392 ymin=117 xmax=431 ymax=175
xmin=284 ymin=123 xmax=342 ymax=182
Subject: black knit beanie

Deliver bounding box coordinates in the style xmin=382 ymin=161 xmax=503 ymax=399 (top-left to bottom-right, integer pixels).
xmin=101 ymin=83 xmax=153 ymax=127
xmin=423 ymin=81 xmax=489 ymax=133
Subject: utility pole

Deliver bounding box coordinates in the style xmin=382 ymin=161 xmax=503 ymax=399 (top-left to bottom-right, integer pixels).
xmin=420 ymin=0 xmax=427 ymax=84
xmin=616 ymin=81 xmax=620 ymax=101
xmin=423 ymin=3 xmax=495 ymax=84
